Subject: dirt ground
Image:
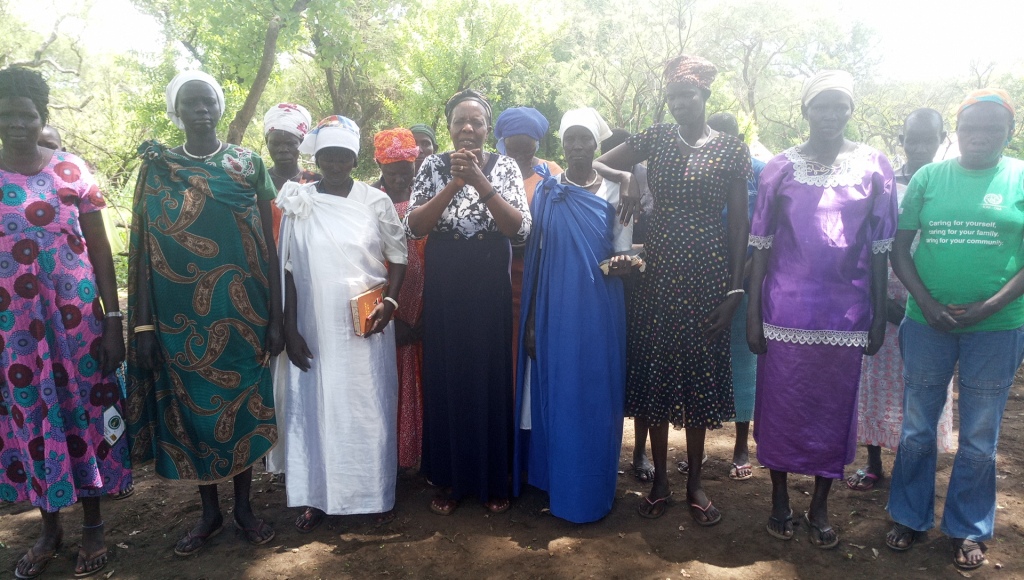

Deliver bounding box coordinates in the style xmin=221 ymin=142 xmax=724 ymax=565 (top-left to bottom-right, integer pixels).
xmin=4 ymin=380 xmax=1024 ymax=580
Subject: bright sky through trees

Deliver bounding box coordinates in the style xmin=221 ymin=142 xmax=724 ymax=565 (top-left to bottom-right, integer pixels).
xmin=11 ymin=0 xmax=1024 ymax=81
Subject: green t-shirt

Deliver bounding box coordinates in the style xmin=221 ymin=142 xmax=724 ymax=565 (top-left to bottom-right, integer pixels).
xmin=899 ymin=157 xmax=1024 ymax=332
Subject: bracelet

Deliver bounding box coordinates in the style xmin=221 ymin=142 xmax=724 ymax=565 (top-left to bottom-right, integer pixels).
xmin=383 ymin=297 xmax=399 ymax=310
xmin=725 ymin=289 xmax=745 ymax=297
xmin=134 ymin=324 xmax=156 ymax=333
xmin=478 ymin=190 xmax=496 ymax=204
xmin=104 ymin=310 xmax=123 ymax=319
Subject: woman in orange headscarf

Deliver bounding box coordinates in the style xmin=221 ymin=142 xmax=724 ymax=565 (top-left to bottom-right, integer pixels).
xmin=375 ymin=129 xmax=427 ymax=469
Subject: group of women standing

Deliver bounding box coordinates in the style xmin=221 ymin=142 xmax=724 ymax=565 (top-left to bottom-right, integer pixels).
xmin=2 ymin=52 xmax=1023 ymax=578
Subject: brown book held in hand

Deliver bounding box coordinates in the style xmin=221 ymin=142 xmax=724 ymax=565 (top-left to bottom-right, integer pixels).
xmin=350 ymin=283 xmax=386 ymax=336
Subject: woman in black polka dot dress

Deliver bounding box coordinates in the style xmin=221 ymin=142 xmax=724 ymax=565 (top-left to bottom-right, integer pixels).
xmin=597 ymin=55 xmax=750 ymax=527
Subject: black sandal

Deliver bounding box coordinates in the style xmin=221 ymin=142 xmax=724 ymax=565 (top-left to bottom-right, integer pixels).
xmin=953 ymin=538 xmax=986 ymax=571
xmin=885 ymin=523 xmax=917 ymax=551
xmin=295 ymin=508 xmax=325 ymax=534
xmin=766 ymin=509 xmax=794 ymax=540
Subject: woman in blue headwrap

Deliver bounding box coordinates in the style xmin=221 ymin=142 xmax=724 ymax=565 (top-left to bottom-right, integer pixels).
xmin=494 ymin=107 xmax=562 ymax=378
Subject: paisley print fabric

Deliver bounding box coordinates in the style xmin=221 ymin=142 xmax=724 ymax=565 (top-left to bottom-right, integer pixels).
xmin=125 ymin=141 xmax=278 ymax=483
xmin=0 ymin=152 xmax=132 ymax=512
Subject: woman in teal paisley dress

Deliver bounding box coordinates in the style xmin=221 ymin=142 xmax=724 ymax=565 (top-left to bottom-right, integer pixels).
xmin=0 ymin=66 xmax=131 ymax=579
xmin=125 ymin=71 xmax=284 ymax=556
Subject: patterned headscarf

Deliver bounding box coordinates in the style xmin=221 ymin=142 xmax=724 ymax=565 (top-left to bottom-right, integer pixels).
xmin=663 ymin=55 xmax=718 ymax=92
xmin=374 ymin=128 xmax=420 ymax=164
xmin=494 ymin=107 xmax=550 ymax=155
xmin=263 ymin=103 xmax=312 ymax=139
xmin=409 ymin=124 xmax=437 ymax=147
xmin=957 ymin=88 xmax=1016 ymax=120
xmin=165 ymin=70 xmax=226 ymax=131
xmin=299 ymin=115 xmax=360 ymax=156
xmin=800 ymin=70 xmax=855 ymax=107
xmin=444 ymin=89 xmax=492 ymax=126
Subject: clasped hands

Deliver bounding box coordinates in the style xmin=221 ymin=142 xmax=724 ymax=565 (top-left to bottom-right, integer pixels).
xmin=450 ymin=149 xmax=488 ymax=191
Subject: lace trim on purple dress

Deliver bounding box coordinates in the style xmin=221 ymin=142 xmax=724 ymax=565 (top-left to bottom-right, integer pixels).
xmin=748 ymin=234 xmax=773 ymax=249
xmin=784 ymin=144 xmax=872 ymax=188
xmin=763 ymin=323 xmax=868 ymax=347
xmin=872 ymin=238 xmax=894 ymax=254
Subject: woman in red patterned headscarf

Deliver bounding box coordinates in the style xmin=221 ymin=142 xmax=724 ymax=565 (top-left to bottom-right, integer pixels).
xmin=373 ymin=128 xmax=427 ymax=470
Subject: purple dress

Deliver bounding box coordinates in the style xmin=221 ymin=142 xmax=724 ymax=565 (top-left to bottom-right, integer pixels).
xmin=0 ymin=153 xmax=132 ymax=511
xmin=750 ymin=144 xmax=896 ymax=479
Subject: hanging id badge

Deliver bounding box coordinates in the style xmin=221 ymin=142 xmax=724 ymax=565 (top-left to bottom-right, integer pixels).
xmin=103 ymin=406 xmax=125 ymax=446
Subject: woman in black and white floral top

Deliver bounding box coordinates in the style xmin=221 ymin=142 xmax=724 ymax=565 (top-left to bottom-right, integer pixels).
xmin=405 ymin=89 xmax=530 ymax=516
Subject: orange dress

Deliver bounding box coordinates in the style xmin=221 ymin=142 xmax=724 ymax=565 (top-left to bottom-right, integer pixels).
xmin=511 ymin=160 xmax=562 ymax=383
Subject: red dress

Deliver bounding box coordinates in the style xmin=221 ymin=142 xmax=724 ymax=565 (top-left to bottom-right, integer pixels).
xmin=393 ymin=200 xmax=425 ymax=468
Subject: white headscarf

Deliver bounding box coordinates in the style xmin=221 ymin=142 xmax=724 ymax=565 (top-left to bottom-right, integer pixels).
xmin=299 ymin=115 xmax=361 ymax=156
xmin=558 ymin=107 xmax=613 ymax=144
xmin=800 ymin=70 xmax=854 ymax=107
xmin=263 ymin=103 xmax=313 ymax=139
xmin=165 ymin=71 xmax=226 ymax=131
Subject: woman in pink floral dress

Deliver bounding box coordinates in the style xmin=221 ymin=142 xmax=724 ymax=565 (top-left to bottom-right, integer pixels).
xmin=0 ymin=67 xmax=130 ymax=579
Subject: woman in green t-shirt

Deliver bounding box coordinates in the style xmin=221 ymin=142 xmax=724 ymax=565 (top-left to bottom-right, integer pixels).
xmin=885 ymin=89 xmax=1024 ymax=572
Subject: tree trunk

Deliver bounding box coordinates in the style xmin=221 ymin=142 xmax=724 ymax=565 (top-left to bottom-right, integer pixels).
xmin=225 ymin=0 xmax=311 ymax=144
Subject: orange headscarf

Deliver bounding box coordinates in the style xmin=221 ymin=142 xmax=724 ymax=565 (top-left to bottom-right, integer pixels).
xmin=373 ymin=128 xmax=419 ymax=164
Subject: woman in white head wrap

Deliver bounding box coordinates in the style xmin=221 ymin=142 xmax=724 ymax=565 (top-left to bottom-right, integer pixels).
xmin=262 ymin=103 xmax=319 ymax=244
xmin=510 ymin=107 xmax=635 ymax=523
xmin=127 ymin=70 xmax=285 ymax=556
xmin=747 ymin=69 xmax=897 ymax=547
xmin=273 ymin=115 xmax=408 ymax=531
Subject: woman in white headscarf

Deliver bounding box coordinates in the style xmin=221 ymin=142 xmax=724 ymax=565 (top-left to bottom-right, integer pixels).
xmin=126 ymin=70 xmax=284 ymax=556
xmin=511 ymin=107 xmax=635 ymax=523
xmin=263 ymin=103 xmax=319 ymax=244
xmin=274 ymin=116 xmax=408 ymax=532
xmin=747 ymin=70 xmax=896 ymax=547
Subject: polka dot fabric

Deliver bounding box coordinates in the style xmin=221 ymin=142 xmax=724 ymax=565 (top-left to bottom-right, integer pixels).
xmin=624 ymin=124 xmax=751 ymax=428
xmin=0 ymin=152 xmax=132 ymax=512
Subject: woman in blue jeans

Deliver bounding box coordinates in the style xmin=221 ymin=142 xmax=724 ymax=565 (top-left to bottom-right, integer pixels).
xmin=886 ymin=88 xmax=1024 ymax=571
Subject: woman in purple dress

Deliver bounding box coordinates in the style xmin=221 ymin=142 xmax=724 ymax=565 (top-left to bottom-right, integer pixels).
xmin=0 ymin=67 xmax=131 ymax=579
xmin=747 ymin=70 xmax=897 ymax=548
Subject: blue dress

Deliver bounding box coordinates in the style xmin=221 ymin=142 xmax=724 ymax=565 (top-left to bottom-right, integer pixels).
xmin=512 ymin=170 xmax=626 ymax=523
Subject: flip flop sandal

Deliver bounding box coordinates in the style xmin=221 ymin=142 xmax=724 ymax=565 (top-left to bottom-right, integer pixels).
xmin=676 ymin=453 xmax=709 ymax=474
xmin=109 ymin=483 xmax=135 ymax=501
xmin=295 ymin=508 xmax=326 ymax=533
xmin=729 ymin=463 xmax=754 ymax=481
xmin=485 ymin=499 xmax=511 ymax=514
xmin=233 ymin=517 xmax=276 ymax=546
xmin=637 ymin=492 xmax=673 ymax=519
xmin=845 ymin=469 xmax=880 ymax=491
xmin=803 ymin=512 xmax=839 ymax=549
xmin=631 ymin=462 xmax=655 ymax=482
xmin=430 ymin=497 xmax=458 ymax=516
xmin=174 ymin=525 xmax=223 ymax=556
xmin=689 ymin=500 xmax=722 ymax=527
xmin=953 ymin=539 xmax=987 ymax=571
xmin=765 ymin=509 xmax=794 ymax=540
xmin=14 ymin=535 xmax=63 ymax=580
xmin=885 ymin=523 xmax=918 ymax=551
xmin=74 ymin=547 xmax=110 ymax=578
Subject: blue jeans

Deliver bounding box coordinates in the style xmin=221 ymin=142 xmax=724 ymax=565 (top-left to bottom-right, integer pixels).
xmin=887 ymin=318 xmax=1024 ymax=541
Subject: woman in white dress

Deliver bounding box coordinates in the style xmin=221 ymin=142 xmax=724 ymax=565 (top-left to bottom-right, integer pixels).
xmin=273 ymin=116 xmax=408 ymax=531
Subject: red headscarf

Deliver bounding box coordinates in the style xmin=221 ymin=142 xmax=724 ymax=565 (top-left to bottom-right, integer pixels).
xmin=663 ymin=55 xmax=718 ymax=92
xmin=374 ymin=128 xmax=419 ymax=164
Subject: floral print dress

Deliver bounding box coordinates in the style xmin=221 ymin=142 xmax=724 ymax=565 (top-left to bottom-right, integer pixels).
xmin=0 ymin=152 xmax=132 ymax=511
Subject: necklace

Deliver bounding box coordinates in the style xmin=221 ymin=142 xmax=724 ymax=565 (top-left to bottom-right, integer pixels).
xmin=182 ymin=140 xmax=222 ymax=160
xmin=562 ymin=170 xmax=599 ymax=188
xmin=677 ymin=125 xmax=711 ymax=149
xmin=270 ymin=165 xmax=301 ymax=181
